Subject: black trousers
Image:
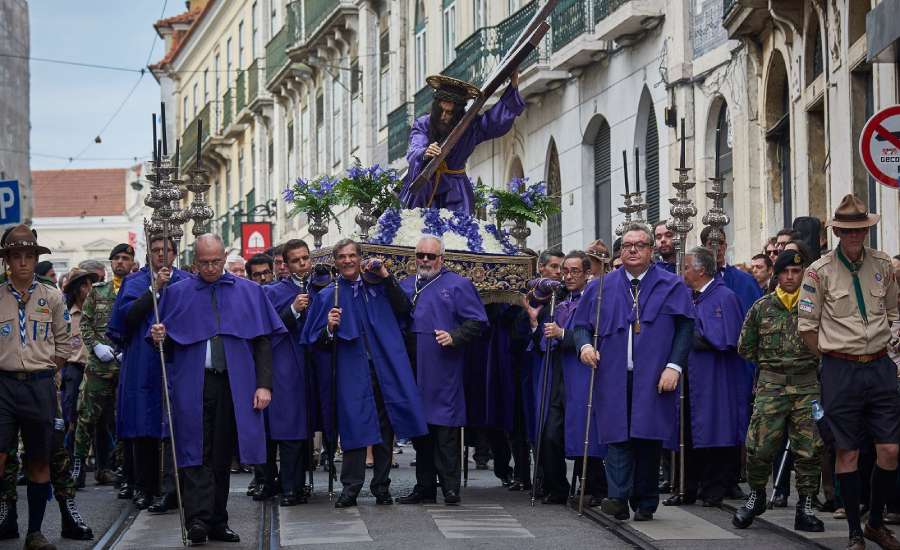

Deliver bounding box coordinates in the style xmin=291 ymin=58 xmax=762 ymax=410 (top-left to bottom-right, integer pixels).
xmin=484 ymin=428 xmax=513 ymax=481
xmin=539 ymin=360 xmax=569 ymax=498
xmin=414 ymin=425 xmax=461 ymax=495
xmin=181 ymin=371 xmax=236 ymax=529
xmin=340 ymin=366 xmax=394 ymax=498
xmin=510 ymin=369 xmax=532 ymax=484
xmin=573 ymin=456 xmax=608 ymax=498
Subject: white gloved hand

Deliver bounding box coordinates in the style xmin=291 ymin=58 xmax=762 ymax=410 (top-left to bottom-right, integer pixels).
xmin=93 ymin=343 xmax=115 ymax=362
xmin=115 ymin=352 xmax=123 ymax=363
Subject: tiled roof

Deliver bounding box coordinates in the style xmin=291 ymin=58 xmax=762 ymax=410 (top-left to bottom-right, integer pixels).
xmin=149 ymin=1 xmax=215 ymax=72
xmin=32 ymin=168 xmax=126 ymax=218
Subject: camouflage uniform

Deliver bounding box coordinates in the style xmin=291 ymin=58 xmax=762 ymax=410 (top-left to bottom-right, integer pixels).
xmin=73 ymin=280 xmax=120 ymax=462
xmin=738 ymin=292 xmax=823 ymax=496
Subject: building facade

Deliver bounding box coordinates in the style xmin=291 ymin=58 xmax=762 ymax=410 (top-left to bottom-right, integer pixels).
xmin=153 ymin=0 xmax=900 ymax=263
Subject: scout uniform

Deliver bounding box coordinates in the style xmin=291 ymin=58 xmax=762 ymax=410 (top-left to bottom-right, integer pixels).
xmin=733 ymin=251 xmax=824 ymax=532
xmin=797 ymin=194 xmax=900 ymax=550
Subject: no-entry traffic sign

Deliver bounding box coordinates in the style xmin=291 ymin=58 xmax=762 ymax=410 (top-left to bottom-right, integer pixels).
xmin=859 ymin=105 xmax=900 ymax=189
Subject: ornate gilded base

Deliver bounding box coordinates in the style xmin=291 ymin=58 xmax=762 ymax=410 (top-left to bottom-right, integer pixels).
xmin=311 ymin=243 xmax=536 ymax=305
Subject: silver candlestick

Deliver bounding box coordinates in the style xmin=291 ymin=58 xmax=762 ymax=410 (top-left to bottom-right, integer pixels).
xmin=702 ymin=127 xmax=730 ymax=262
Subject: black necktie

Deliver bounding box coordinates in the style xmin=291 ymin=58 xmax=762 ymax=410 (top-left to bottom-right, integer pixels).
xmin=209 ymin=287 xmax=227 ymax=372
xmin=630 ymin=278 xmax=640 ymax=298
xmin=692 ymin=289 xmax=701 ymax=302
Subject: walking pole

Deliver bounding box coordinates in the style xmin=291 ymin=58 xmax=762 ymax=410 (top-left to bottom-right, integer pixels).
xmin=144 ymin=224 xmax=187 ymax=547
xmin=461 ymin=427 xmax=467 ymax=488
xmin=768 ymin=440 xmax=792 ymax=509
xmin=530 ymin=288 xmax=559 ymax=507
xmin=578 ymin=261 xmax=607 ymax=514
xmin=327 ymin=274 xmax=340 ymax=500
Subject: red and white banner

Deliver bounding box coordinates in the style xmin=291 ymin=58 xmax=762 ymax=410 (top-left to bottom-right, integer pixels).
xmin=241 ymin=222 xmax=272 ymax=260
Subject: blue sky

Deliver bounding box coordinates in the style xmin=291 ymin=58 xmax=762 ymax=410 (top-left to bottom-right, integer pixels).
xmin=29 ymin=1 xmax=183 ymax=170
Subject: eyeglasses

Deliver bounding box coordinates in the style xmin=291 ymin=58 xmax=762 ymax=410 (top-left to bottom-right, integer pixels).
xmin=621 ymin=242 xmax=651 ymax=252
xmin=196 ymin=259 xmax=225 ymax=269
xmin=562 ymin=268 xmax=584 ymax=277
xmin=415 ymin=252 xmax=441 ymax=261
xmin=250 ymin=270 xmax=272 ymax=279
xmin=766 ymin=249 xmax=778 ymax=256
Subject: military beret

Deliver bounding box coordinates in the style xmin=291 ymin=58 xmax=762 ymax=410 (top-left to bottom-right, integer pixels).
xmin=774 ymin=250 xmax=804 ymax=275
xmin=109 ymin=243 xmax=135 ymax=260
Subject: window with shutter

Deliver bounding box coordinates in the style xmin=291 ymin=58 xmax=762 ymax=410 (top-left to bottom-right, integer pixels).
xmin=546 ymin=140 xmax=562 ymax=251
xmin=645 ymin=105 xmax=660 ymax=225
xmin=593 ymin=120 xmax=611 ymax=244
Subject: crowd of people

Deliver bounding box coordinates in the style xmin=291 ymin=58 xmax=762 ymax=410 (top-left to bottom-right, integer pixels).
xmin=0 ymin=192 xmax=898 ymax=550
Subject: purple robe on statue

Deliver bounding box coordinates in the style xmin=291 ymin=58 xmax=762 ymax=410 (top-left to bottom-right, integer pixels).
xmin=262 ymin=279 xmax=310 ymax=441
xmin=153 ymin=273 xmax=287 ymax=467
xmin=531 ymin=292 xmax=605 ymax=458
xmin=572 ymin=265 xmax=695 ymax=445
xmin=399 ymin=86 xmax=526 ymax=214
xmin=667 ymin=279 xmax=748 ymax=449
xmin=400 ymin=269 xmax=488 ymax=427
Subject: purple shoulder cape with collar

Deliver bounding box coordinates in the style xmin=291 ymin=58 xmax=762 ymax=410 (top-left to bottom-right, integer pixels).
xmin=399 ymin=86 xmax=525 ymax=213
xmin=399 ymin=269 xmax=487 ymax=427
xmin=573 ymin=265 xmax=695 ymax=444
xmin=261 ymin=279 xmax=310 ymax=441
xmin=154 ymin=272 xmax=287 ymax=467
xmin=300 ymin=277 xmax=428 ymax=450
xmin=667 ymin=279 xmax=748 ymax=448
xmin=107 ymin=266 xmax=188 ymax=439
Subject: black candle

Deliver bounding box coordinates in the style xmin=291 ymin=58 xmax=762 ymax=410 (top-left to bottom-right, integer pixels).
xmin=196 ymin=119 xmax=203 ymax=162
xmin=174 ymin=140 xmax=180 ymax=176
xmin=160 ymin=102 xmax=168 ymax=156
xmin=634 ymin=148 xmax=641 ymax=194
xmin=714 ymin=127 xmax=721 ymax=179
xmin=622 ymin=150 xmax=630 ymax=194
xmin=152 ymin=113 xmax=158 ymax=160
xmin=679 ymin=117 xmax=685 ymax=170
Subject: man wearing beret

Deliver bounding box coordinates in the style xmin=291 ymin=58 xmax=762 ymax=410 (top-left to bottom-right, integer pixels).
xmin=72 ymin=244 xmax=134 ymax=491
xmin=733 ymin=250 xmax=824 ymax=533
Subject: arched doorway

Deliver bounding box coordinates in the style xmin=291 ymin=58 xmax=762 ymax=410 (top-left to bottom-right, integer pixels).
xmin=584 ymin=115 xmax=612 ymax=245
xmin=764 ymin=50 xmax=792 ymax=227
xmin=545 ymin=139 xmax=562 ymax=251
xmin=635 ymin=87 xmax=660 ymax=225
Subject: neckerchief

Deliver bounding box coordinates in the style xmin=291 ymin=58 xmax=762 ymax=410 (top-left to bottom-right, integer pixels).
xmin=112 ymin=275 xmax=123 ymax=295
xmin=775 ymin=286 xmax=800 ymax=311
xmin=836 ymin=246 xmax=867 ymax=323
xmin=7 ymin=278 xmax=38 ymax=347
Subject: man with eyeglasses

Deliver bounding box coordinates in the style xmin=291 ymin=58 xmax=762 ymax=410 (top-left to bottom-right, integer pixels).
xmin=107 ymin=235 xmax=189 ymax=512
xmin=301 ymin=239 xmax=427 ymax=509
xmin=247 ymin=254 xmax=275 ymax=285
xmin=150 ymin=234 xmax=281 ymax=544
xmin=776 ymin=228 xmax=799 ymax=251
xmin=798 ymin=195 xmax=900 ymax=550
xmin=398 ymin=236 xmax=487 ymax=506
xmin=573 ymin=223 xmax=694 ymax=522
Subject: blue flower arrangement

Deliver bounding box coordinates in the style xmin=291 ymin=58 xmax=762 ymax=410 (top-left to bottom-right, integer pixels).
xmin=282 ymin=175 xmax=342 ymax=229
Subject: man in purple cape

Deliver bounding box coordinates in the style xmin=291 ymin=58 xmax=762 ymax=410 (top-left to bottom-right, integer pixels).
xmin=257 ymin=239 xmax=317 ymax=506
xmin=396 ymin=236 xmax=487 ymax=506
xmin=106 ymin=235 xmax=188 ymax=510
xmin=532 ymin=251 xmax=607 ymax=505
xmin=150 ymin=234 xmax=282 ymax=545
xmin=399 ymin=73 xmax=525 ymax=214
xmin=301 ymin=239 xmax=428 ymax=508
xmin=573 ymin=224 xmax=694 ymax=522
xmin=663 ymin=247 xmax=748 ymax=507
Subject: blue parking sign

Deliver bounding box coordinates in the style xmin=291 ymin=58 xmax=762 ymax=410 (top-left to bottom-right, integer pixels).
xmin=0 ymin=181 xmax=21 ymax=225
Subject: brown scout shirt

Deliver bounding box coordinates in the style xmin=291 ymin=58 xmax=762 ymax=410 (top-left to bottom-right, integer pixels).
xmin=0 ymin=280 xmax=71 ymax=372
xmin=68 ymin=305 xmax=87 ymax=365
xmin=798 ymin=246 xmax=899 ymax=355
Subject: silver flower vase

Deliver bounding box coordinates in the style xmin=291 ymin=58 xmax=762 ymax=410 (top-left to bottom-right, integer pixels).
xmin=308 ymin=212 xmax=329 ymax=249
xmin=355 ymin=202 xmax=377 ymax=242
xmin=508 ymin=218 xmax=531 ymax=251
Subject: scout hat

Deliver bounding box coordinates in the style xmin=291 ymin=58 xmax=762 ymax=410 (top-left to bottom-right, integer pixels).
xmin=585 ymin=239 xmax=611 ymax=263
xmin=0 ymin=224 xmax=51 ymax=258
xmin=426 ymin=75 xmax=482 ymax=106
xmin=109 ymin=243 xmax=135 ymax=260
xmin=773 ymin=250 xmax=804 ymax=275
xmin=828 ymin=194 xmax=880 ymax=229
xmin=63 ymin=267 xmax=100 ymax=293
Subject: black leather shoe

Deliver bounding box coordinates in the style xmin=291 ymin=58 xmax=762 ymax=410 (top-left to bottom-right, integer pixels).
xmin=588 ymin=495 xmax=604 ymax=508
xmin=794 ymin=495 xmax=825 ymax=532
xmin=188 ymin=522 xmax=208 ymax=545
xmin=246 ymin=479 xmax=258 ymax=497
xmin=499 ymin=475 xmax=513 ymax=488
xmin=209 ymin=525 xmax=240 ymax=542
xmin=600 ymin=498 xmax=629 ymax=521
xmin=0 ymin=499 xmax=19 ymax=540
xmin=663 ymin=493 xmax=696 ymax=506
xmin=374 ymin=492 xmax=394 ymax=505
xmin=541 ymin=494 xmax=567 ymax=505
xmin=658 ymin=480 xmax=672 ymax=493
xmin=732 ymin=489 xmax=766 ymax=529
xmin=132 ymin=492 xmax=151 ymax=510
xmin=633 ymin=509 xmax=654 ymax=521
xmin=443 ymin=490 xmax=461 ymax=505
xmin=94 ymin=469 xmax=117 ymax=486
xmin=280 ymin=491 xmax=306 ymax=506
xmin=148 ymin=493 xmax=176 ymax=513
xmin=253 ymin=484 xmax=276 ymax=501
xmin=397 ymin=489 xmax=437 ymax=504
xmin=117 ymin=484 xmax=133 ymax=500
xmin=334 ymin=494 xmax=357 ymax=508
xmin=59 ymin=498 xmax=93 ymax=540
xmin=507 ymin=480 xmax=530 ymax=492
xmin=770 ymin=492 xmax=788 ymax=508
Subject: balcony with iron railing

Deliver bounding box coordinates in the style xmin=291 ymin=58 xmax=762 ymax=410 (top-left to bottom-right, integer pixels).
xmin=235 ymin=70 xmax=246 ymax=113
xmin=497 ymin=0 xmax=541 ymax=71
xmin=180 ymin=103 xmax=210 ymax=170
xmin=303 ymin=0 xmax=339 ymax=41
xmin=593 ymin=0 xmax=664 ymax=43
xmin=222 ymin=88 xmax=233 ymax=129
xmin=443 ymin=26 xmax=499 ymax=88
xmin=387 ymin=103 xmax=412 ymax=164
xmin=265 ymin=13 xmax=295 ymax=88
xmin=414 ymin=85 xmax=432 ymax=119
xmin=247 ymin=59 xmax=260 ymax=105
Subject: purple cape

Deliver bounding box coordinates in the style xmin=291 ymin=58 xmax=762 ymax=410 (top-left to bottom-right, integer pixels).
xmin=300 ymin=278 xmax=428 ymax=450
xmin=465 ymin=304 xmax=517 ymax=432
xmin=154 ymin=273 xmax=287 ymax=467
xmin=107 ymin=266 xmax=188 ymax=439
xmin=573 ymin=265 xmax=695 ymax=444
xmin=533 ymin=293 xmax=605 ymax=457
xmin=667 ymin=279 xmax=749 ymax=449
xmin=262 ymin=280 xmax=310 ymax=441
xmin=400 ymin=270 xmax=488 ymax=427
xmin=399 ymin=86 xmax=525 ymax=213
xmin=720 ymin=265 xmax=763 ymax=413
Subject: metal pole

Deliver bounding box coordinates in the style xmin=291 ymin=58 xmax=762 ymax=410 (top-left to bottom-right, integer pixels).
xmin=327 ymin=277 xmax=340 ymax=500
xmin=578 ymin=262 xmax=607 ymax=514
xmin=530 ymin=291 xmax=559 ymax=507
xmin=768 ymin=440 xmax=792 ymax=509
